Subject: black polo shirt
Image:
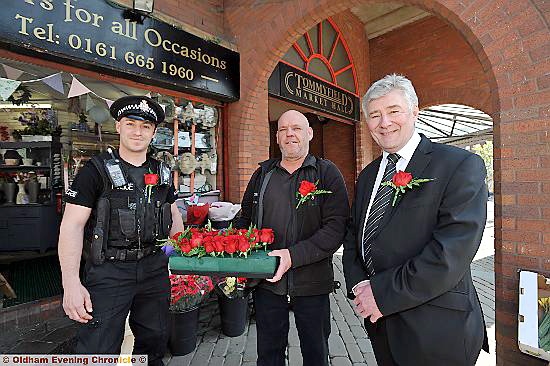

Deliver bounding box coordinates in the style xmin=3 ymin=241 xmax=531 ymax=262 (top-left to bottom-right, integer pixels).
xmin=260 ymin=156 xmax=317 ymax=295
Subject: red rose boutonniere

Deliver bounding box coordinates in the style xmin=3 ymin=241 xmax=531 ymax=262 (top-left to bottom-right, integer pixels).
xmin=295 ymin=180 xmax=332 ymax=209
xmin=380 ymin=171 xmax=434 ymax=206
xmin=144 ymin=173 xmax=159 ymax=203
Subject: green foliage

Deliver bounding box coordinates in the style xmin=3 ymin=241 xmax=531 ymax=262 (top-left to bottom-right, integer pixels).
xmin=13 ymin=119 xmax=61 ymax=139
xmin=472 ymin=141 xmax=493 ymax=193
xmin=79 ymin=112 xmax=88 ymax=124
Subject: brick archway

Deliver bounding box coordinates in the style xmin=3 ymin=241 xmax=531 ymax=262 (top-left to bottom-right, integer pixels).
xmin=224 ymin=0 xmax=508 ymax=201
xmin=224 ymin=1 xmax=549 ymax=365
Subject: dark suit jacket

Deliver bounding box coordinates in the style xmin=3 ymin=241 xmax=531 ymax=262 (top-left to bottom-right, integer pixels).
xmin=342 ymin=135 xmax=488 ymax=366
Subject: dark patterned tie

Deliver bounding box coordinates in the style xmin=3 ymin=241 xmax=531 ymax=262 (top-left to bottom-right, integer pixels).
xmin=362 ymin=153 xmax=400 ymax=276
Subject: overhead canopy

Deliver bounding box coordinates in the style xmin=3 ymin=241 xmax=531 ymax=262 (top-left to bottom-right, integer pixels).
xmin=417 ymin=104 xmax=493 ymax=147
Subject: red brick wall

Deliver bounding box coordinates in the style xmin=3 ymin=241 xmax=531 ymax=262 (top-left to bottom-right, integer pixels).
xmin=329 ymin=12 xmax=373 ymax=173
xmin=219 ymin=1 xmax=550 ymax=365
xmin=223 ymin=7 xmax=371 ymax=203
xmin=323 ymin=121 xmax=356 ymax=201
xmin=309 ymin=117 xmax=324 ymax=159
xmin=112 ymin=1 xmax=226 ymax=40
xmin=115 ymin=4 xmax=549 ymax=364
xmin=369 ymin=15 xmax=492 ymax=113
xmin=4 ymin=2 xmax=547 ymax=363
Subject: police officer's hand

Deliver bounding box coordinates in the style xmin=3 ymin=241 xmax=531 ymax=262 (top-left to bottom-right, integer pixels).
xmin=267 ymin=249 xmax=292 ymax=283
xmin=63 ymin=281 xmax=93 ymax=323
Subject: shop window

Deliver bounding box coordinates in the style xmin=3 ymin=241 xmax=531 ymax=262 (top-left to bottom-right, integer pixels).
xmin=151 ymin=101 xmax=219 ymax=195
xmin=0 ymin=57 xmax=220 ymax=199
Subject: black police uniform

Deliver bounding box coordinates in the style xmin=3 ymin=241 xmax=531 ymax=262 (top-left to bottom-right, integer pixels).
xmin=64 ymin=96 xmax=175 ymax=365
xmin=65 ymin=152 xmax=176 ymax=364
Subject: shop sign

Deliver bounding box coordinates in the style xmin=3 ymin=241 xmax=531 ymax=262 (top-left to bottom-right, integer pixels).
xmin=0 ymin=0 xmax=239 ymax=101
xmin=269 ymin=62 xmax=359 ymax=121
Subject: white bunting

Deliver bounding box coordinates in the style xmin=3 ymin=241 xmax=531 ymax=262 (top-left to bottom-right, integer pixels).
xmin=0 ymin=78 xmax=22 ymax=101
xmin=67 ymin=76 xmax=91 ymax=98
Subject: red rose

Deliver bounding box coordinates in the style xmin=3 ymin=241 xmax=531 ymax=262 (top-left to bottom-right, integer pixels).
xmin=392 ymin=171 xmax=413 ymax=187
xmin=298 ymin=180 xmax=317 ymax=197
xmin=180 ymin=243 xmax=192 ymax=254
xmin=204 ymin=243 xmax=215 ymax=253
xmin=259 ymin=228 xmax=274 ymax=244
xmin=224 ymin=236 xmax=237 ymax=254
xmin=190 ymin=236 xmax=203 ymax=248
xmin=237 ymin=277 xmax=247 ymax=284
xmin=213 ymin=236 xmax=225 ymax=252
xmin=248 ymin=229 xmax=260 ymax=244
xmin=171 ymin=231 xmax=183 ymax=241
xmin=144 ymin=173 xmax=159 ymax=185
xmin=178 ymin=238 xmax=191 ymax=253
xmin=202 ymin=236 xmax=213 ymax=247
xmin=237 ymin=236 xmax=250 ymax=253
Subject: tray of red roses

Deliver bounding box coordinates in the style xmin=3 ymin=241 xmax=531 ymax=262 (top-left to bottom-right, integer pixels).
xmin=164 ymin=226 xmax=278 ymax=278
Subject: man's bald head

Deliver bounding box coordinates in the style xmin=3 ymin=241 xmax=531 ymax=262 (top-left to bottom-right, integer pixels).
xmin=278 ymin=110 xmax=309 ymax=128
xmin=276 ymin=109 xmax=313 ymax=162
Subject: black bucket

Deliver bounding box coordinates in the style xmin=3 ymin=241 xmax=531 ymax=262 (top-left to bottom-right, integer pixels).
xmin=218 ymin=295 xmax=248 ymax=337
xmin=169 ymin=307 xmax=199 ymax=356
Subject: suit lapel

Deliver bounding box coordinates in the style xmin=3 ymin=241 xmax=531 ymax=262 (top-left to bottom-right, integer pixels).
xmin=377 ymin=136 xmax=434 ymax=231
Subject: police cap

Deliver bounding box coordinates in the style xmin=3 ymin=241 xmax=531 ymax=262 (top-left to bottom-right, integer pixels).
xmin=110 ymin=96 xmax=165 ymax=125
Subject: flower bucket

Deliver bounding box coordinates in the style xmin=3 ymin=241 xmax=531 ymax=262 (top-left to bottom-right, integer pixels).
xmin=169 ymin=307 xmax=199 ymax=356
xmin=218 ymin=294 xmax=248 ymax=337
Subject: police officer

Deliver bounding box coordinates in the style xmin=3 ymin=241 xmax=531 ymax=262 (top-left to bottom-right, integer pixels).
xmin=58 ymin=96 xmax=184 ymax=365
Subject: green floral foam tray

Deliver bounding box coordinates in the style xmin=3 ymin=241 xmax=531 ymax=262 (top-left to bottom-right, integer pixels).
xmin=169 ymin=250 xmax=278 ymax=278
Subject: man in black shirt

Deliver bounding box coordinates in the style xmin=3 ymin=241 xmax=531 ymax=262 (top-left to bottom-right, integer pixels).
xmin=237 ymin=110 xmax=349 ymax=366
xmin=59 ymin=96 xmax=184 ymax=365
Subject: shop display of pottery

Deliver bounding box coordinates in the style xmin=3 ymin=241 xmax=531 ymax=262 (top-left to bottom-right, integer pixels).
xmin=154 ymin=151 xmax=177 ymax=170
xmin=178 ymin=152 xmax=197 ymax=175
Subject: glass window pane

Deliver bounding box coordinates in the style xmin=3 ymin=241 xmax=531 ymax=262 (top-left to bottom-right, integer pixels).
xmin=283 ymin=47 xmax=305 ymax=69
xmin=322 ymin=20 xmax=337 ymax=59
xmin=335 ymin=68 xmax=355 ymax=93
xmin=307 ymin=27 xmax=319 ymax=55
xmin=331 ymin=41 xmax=350 ymax=72
xmin=296 ymin=37 xmax=310 ymax=58
xmin=308 ymin=58 xmax=333 ymax=83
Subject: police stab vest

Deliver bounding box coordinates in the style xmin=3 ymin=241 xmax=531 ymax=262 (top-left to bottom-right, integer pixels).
xmin=87 ymin=151 xmax=173 ymax=250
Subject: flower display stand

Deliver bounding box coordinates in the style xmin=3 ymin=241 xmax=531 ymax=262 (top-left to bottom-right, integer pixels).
xmin=169 ymin=250 xmax=278 ymax=278
xmin=169 ymin=307 xmax=199 ymax=356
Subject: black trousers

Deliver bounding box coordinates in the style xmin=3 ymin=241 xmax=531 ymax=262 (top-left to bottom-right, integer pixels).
xmin=364 ymin=319 xmax=398 ymax=366
xmin=253 ymin=287 xmax=331 ymax=366
xmin=75 ymin=251 xmax=170 ymax=366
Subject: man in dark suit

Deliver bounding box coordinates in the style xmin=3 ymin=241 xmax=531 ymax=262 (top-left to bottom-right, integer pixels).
xmin=342 ymin=74 xmax=489 ymax=366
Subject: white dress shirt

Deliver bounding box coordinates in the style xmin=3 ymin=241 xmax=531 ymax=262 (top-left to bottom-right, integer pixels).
xmin=353 ymin=132 xmax=422 ymax=294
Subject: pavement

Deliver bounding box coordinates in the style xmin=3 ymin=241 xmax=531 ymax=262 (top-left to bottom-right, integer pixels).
xmin=119 ymin=200 xmax=497 ymax=366
xmin=0 ymin=199 xmax=497 ymax=364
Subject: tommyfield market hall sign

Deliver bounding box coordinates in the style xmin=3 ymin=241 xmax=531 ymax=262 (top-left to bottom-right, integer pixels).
xmin=269 ymin=62 xmax=360 ymax=121
xmin=0 ymin=0 xmax=239 ymax=101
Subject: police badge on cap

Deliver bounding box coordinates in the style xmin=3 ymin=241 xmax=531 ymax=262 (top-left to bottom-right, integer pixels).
xmin=110 ymin=96 xmax=165 ymax=125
